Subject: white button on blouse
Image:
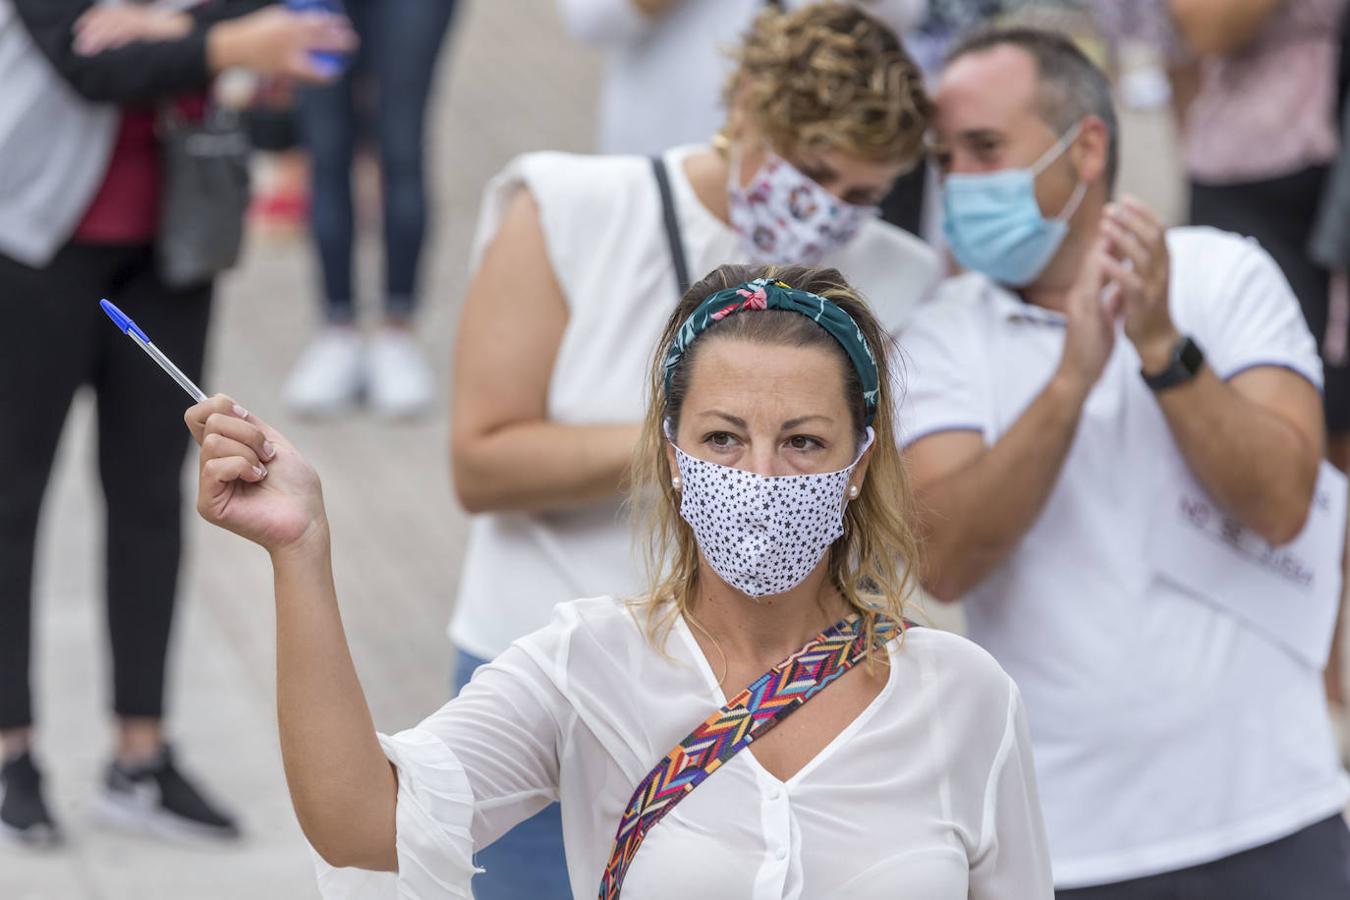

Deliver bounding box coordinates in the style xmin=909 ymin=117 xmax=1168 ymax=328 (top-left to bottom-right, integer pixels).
xmin=314 ymin=597 xmax=1053 ymax=899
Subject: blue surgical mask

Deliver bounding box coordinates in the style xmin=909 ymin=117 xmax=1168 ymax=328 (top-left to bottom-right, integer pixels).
xmin=941 ymin=123 xmax=1086 ymax=287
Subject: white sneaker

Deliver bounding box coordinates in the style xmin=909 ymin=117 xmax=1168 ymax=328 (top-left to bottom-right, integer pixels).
xmin=283 ymin=326 xmax=365 ymax=417
xmin=367 ymin=328 xmax=434 ymax=419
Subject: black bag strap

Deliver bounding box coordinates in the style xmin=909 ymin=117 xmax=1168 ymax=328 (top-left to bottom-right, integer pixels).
xmin=650 ymin=156 xmax=691 ymax=298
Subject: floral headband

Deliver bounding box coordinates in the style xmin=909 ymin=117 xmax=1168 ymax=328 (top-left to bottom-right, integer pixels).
xmin=661 ymin=278 xmax=880 ymax=425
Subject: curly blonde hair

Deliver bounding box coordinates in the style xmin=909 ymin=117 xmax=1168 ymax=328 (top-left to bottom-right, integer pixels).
xmin=725 ymin=3 xmax=931 ymax=165
xmin=629 ymin=264 xmax=921 ymax=656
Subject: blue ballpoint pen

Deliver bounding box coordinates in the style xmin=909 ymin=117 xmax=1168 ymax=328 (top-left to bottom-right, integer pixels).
xmin=99 ymin=299 xmax=208 ymax=403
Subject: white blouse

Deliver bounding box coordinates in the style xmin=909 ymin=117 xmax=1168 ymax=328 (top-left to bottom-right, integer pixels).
xmin=317 ymin=597 xmax=1053 ymax=899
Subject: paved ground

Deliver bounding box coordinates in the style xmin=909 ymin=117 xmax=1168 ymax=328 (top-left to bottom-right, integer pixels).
xmin=2 ymin=5 xmax=1201 ymax=898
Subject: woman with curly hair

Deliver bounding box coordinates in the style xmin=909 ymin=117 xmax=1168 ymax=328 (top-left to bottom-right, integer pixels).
xmin=184 ymin=262 xmax=1052 ymax=898
xmin=444 ymin=5 xmax=940 ymax=895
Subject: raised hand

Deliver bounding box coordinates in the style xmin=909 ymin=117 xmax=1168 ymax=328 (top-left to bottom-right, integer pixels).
xmin=208 ymin=7 xmax=358 ymax=85
xmin=1100 ymin=196 xmax=1179 ymax=373
xmin=1056 ymin=233 xmax=1121 ymax=394
xmin=185 ymin=395 xmax=326 ymax=555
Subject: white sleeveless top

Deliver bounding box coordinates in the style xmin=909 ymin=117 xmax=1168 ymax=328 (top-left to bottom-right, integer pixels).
xmin=449 ymin=146 xmax=941 ymax=660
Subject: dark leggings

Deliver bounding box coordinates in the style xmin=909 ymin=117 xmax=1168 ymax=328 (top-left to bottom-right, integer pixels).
xmin=0 ymin=243 xmax=211 ymax=730
xmin=298 ymin=0 xmax=456 ymax=324
xmin=1056 ymin=815 xmax=1350 ymax=900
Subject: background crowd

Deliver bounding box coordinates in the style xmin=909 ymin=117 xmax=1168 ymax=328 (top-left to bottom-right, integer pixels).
xmin=3 ymin=0 xmax=1350 ymax=897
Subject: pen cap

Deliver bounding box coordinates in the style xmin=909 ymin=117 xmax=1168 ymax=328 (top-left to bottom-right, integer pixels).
xmin=100 ymin=299 xmax=152 ymax=344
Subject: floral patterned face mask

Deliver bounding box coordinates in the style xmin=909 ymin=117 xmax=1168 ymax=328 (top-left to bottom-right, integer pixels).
xmin=671 ymin=428 xmax=875 ymax=598
xmin=726 ymin=146 xmax=879 ymax=266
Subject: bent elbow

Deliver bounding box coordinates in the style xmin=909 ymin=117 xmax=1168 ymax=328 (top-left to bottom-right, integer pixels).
xmin=450 ymin=443 xmax=501 ymax=515
xmin=920 ymin=556 xmax=969 ymax=604
xmin=303 ymin=813 xmax=397 ymax=872
xmin=1264 ymin=468 xmax=1319 ymax=546
xmin=313 ymin=839 xmax=354 ymax=870
xmin=1263 ymin=505 xmax=1311 ymax=547
xmin=454 ymin=485 xmax=492 ymax=516
xmin=312 ymin=840 xmax=394 ymax=873
xmin=924 ymin=577 xmax=966 ymax=605
xmin=451 ymin=460 xmax=489 ymax=515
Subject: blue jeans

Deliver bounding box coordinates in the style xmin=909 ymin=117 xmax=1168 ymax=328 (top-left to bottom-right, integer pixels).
xmin=298 ymin=0 xmax=456 ymax=323
xmin=453 ymin=649 xmax=571 ymax=899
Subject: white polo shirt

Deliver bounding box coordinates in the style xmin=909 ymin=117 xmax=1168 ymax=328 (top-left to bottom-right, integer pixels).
xmin=898 ymin=227 xmax=1350 ymax=888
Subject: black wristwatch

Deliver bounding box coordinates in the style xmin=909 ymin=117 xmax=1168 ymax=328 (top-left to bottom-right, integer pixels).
xmin=1141 ymin=335 xmax=1205 ymax=391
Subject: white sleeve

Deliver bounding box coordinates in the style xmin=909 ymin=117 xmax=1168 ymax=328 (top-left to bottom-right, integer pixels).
xmin=896 ymin=300 xmax=988 ymax=447
xmin=312 ymin=646 xmax=568 ymax=899
xmin=1188 ymin=234 xmax=1324 ymax=389
xmin=556 ymin=0 xmax=655 ymax=45
xmin=968 ymin=684 xmax=1054 ymax=900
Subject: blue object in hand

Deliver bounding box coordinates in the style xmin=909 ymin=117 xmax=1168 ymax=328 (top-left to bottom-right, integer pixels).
xmin=285 ymin=0 xmax=349 ymax=77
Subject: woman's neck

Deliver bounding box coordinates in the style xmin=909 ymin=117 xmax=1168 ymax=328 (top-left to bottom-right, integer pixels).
xmin=685 ymin=563 xmax=852 ymax=671
xmin=681 ymin=146 xmax=732 ymax=225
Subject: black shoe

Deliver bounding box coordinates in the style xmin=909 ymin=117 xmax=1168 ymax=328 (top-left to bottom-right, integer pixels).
xmin=93 ymin=745 xmax=241 ymax=843
xmin=0 ymin=752 xmax=62 ymax=849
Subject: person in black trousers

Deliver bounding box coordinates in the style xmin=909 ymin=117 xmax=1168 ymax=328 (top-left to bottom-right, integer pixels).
xmin=0 ymin=0 xmax=353 ymax=848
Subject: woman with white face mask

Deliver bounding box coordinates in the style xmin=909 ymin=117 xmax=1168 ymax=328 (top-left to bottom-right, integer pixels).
xmin=443 ymin=5 xmax=939 ymax=895
xmin=183 ymin=262 xmax=1052 ymax=899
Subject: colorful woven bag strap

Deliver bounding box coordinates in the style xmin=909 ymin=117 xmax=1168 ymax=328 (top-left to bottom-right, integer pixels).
xmin=597 ymin=612 xmax=905 ymax=899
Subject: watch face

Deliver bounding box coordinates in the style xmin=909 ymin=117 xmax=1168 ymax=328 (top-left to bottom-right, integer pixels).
xmin=1179 ymin=337 xmax=1204 ymax=374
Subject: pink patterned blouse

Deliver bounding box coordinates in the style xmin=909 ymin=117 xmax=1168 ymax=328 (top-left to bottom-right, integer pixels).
xmin=1185 ymin=0 xmax=1345 ymax=184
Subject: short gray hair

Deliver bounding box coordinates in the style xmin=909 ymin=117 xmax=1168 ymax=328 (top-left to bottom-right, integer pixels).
xmin=946 ymin=26 xmax=1119 ymax=192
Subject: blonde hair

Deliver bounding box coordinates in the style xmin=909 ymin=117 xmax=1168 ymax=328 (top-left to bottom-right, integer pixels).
xmin=724 ymin=3 xmax=932 ymax=165
xmin=629 ymin=264 xmax=921 ymax=654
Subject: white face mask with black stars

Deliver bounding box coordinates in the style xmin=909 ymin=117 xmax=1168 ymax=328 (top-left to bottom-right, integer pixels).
xmin=671 ymin=428 xmax=874 ymax=599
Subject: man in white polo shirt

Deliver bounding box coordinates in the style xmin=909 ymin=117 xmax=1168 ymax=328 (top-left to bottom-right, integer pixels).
xmin=902 ymin=26 xmax=1350 ymax=898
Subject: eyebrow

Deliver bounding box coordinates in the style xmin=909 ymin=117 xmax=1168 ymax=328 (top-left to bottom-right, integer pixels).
xmin=956 ymin=128 xmax=1004 ymax=145
xmin=699 ymin=411 xmax=835 ymax=429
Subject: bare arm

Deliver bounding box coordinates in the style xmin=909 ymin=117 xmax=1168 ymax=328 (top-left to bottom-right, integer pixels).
xmin=271 ymin=534 xmax=397 ymax=871
xmin=450 ymin=188 xmax=640 ymax=514
xmin=186 ymin=397 xmax=396 ymax=871
xmin=1103 ymin=198 xmax=1323 ymax=544
xmin=1169 ymin=0 xmax=1282 ymax=56
xmin=907 ymin=241 xmax=1118 ymax=601
xmin=1153 ymin=365 xmax=1322 ymax=543
xmin=908 ymin=377 xmax=1088 ymax=602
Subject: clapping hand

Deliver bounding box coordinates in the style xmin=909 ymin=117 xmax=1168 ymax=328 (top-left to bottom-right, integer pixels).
xmin=1099 ymin=196 xmax=1180 ymax=372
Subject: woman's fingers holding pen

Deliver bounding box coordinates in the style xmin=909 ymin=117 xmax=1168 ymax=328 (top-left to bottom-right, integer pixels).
xmin=202 ymin=430 xmax=268 ymax=478
xmin=187 ymin=394 xmax=327 ymax=553
xmin=186 ymin=394 xmax=248 ymax=444
xmin=202 ymin=413 xmax=276 ymax=471
xmin=186 ymin=394 xmax=277 ymax=451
